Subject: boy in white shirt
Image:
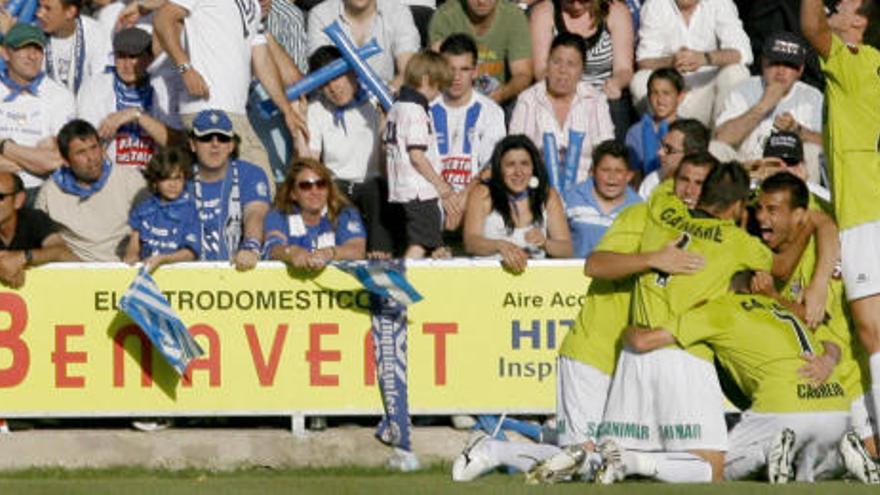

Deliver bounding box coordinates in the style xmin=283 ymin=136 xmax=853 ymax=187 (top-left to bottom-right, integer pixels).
xmin=384 ymin=50 xmax=452 ymax=258
xmin=430 ymin=33 xmax=505 ymax=231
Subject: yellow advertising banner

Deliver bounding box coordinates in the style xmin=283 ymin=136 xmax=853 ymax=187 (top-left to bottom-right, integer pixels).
xmin=0 ymin=260 xmax=590 ymax=417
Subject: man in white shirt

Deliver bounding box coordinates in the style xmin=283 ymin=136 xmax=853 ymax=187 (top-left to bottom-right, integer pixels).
xmin=307 ymin=0 xmax=420 ymax=88
xmin=36 ymin=0 xmax=112 ymax=96
xmin=712 ymin=32 xmax=824 ymax=184
xmin=431 ymin=33 xmax=505 ymax=230
xmin=0 ymin=24 xmax=75 ymax=200
xmin=153 ymin=0 xmax=305 ymax=190
xmin=630 ymin=0 xmax=753 ymax=126
xmin=77 ymin=27 xmax=184 ymax=169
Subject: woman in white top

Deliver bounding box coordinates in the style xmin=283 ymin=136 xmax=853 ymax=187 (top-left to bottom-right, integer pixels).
xmin=463 ymin=135 xmax=572 ymax=273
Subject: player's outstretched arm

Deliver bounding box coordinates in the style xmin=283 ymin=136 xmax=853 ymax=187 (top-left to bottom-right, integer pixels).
xmin=623 ymin=326 xmax=676 ymax=353
xmin=803 ymin=209 xmax=840 ymax=327
xmin=801 ymin=0 xmax=833 ymax=59
xmin=585 ymin=239 xmax=704 ymax=280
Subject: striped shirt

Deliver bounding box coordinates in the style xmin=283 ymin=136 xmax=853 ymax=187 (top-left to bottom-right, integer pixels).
xmin=268 ymin=0 xmax=308 ymax=73
xmin=553 ymin=11 xmax=614 ymax=88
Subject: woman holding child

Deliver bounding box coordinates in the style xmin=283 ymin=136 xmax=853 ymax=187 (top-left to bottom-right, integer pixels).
xmin=463 ymin=135 xmax=572 ymax=273
xmin=264 ymin=158 xmax=366 ymax=270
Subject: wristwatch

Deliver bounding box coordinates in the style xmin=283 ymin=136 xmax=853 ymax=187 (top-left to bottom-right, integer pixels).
xmin=174 ymin=62 xmax=192 ymax=74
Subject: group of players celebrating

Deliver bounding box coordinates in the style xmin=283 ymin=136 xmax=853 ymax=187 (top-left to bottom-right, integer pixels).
xmin=448 ymin=0 xmax=880 ymax=483
xmin=451 ymin=155 xmax=871 ymax=484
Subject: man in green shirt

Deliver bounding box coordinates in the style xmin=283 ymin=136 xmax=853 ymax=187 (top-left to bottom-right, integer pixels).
xmin=429 ymin=0 xmax=533 ymax=105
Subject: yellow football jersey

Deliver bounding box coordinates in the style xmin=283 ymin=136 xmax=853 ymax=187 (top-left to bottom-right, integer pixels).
xmin=631 ymin=188 xmax=774 ymax=360
xmin=821 ymin=35 xmax=880 ymax=230
xmin=666 ymin=294 xmax=852 ymax=413
xmin=560 ymin=203 xmax=647 ymax=375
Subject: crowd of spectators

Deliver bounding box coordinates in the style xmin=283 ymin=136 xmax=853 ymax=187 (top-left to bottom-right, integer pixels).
xmin=0 ymin=0 xmax=877 ymax=479
xmin=0 ymin=0 xmax=845 ymax=278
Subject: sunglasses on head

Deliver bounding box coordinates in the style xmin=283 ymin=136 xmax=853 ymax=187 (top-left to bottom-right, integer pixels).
xmin=297 ymin=178 xmax=328 ymax=191
xmin=195 ymin=133 xmax=233 ymax=143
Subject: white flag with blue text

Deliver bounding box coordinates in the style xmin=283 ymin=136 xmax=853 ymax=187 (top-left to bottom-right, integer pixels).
xmin=119 ymin=268 xmax=204 ymax=375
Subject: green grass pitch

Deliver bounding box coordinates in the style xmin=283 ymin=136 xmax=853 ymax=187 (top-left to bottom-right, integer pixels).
xmin=0 ymin=466 xmax=878 ymax=494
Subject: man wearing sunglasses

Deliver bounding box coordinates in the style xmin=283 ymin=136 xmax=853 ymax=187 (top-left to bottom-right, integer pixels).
xmin=637 ymin=118 xmax=710 ymax=200
xmin=188 ymin=109 xmax=271 ymax=272
xmin=713 ymin=32 xmax=825 ymax=185
xmin=0 ymin=171 xmax=76 ymax=289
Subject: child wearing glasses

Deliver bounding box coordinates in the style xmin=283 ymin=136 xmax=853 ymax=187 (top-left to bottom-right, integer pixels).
xmin=124 ymin=147 xmax=200 ymax=272
xmin=263 ymin=158 xmax=366 ymax=270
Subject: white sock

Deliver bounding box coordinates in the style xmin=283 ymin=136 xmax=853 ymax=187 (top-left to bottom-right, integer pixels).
xmin=869 ymin=353 xmax=880 ymax=434
xmin=487 ymin=440 xmax=561 ymax=472
xmin=639 ymin=452 xmax=712 ymax=483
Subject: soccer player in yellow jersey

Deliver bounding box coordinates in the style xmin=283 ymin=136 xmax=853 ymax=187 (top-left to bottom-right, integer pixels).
xmin=802 ymin=0 xmax=880 ymax=447
xmin=597 ymin=162 xmax=773 ymax=481
xmin=450 ymin=155 xmax=715 ymax=483
xmin=617 ymin=277 xmax=863 ymax=483
xmin=755 ymin=172 xmax=880 ymax=483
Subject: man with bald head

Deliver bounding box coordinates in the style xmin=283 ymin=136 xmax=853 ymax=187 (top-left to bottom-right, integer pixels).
xmin=0 ymin=171 xmax=76 ymax=288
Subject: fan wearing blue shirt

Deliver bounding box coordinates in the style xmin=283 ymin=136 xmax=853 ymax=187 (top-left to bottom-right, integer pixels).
xmin=564 ymin=140 xmax=642 ymax=258
xmin=125 ymin=147 xmax=200 ymax=272
xmin=264 ymin=158 xmax=366 ymax=270
xmin=187 ymin=109 xmax=272 ymax=271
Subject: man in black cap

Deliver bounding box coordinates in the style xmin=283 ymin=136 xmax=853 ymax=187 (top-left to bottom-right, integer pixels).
xmin=751 ymin=130 xmax=831 ymax=201
xmin=712 ymin=31 xmax=825 ymax=184
xmin=76 ymin=27 xmax=184 ymax=169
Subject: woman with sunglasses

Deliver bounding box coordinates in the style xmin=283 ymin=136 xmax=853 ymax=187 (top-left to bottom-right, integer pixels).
xmin=463 ymin=135 xmax=572 ymax=273
xmin=529 ymin=0 xmax=634 ymax=141
xmin=264 ymin=158 xmax=366 ymax=270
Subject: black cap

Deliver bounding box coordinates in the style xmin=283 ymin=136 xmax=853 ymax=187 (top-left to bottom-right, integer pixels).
xmin=113 ymin=27 xmax=151 ymax=56
xmin=764 ymin=131 xmax=804 ymax=164
xmin=763 ymin=31 xmax=806 ymax=67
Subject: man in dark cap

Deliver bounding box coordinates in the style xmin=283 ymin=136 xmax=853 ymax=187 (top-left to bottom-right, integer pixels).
xmin=713 ymin=31 xmax=825 ymax=184
xmin=76 ymin=26 xmax=184 ymax=169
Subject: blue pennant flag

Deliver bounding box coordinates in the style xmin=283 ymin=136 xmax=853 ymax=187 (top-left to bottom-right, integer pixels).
xmin=118 ymin=268 xmax=204 ymax=375
xmin=335 ymin=260 xmax=423 ymax=306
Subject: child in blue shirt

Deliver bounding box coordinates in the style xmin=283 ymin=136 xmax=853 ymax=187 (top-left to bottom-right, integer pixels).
xmin=124 ymin=147 xmax=200 ymax=272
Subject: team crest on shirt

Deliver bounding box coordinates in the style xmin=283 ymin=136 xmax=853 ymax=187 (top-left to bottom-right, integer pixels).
xmin=256 ymin=182 xmax=268 ymax=198
xmin=790 ymin=280 xmax=802 ymax=298
xmin=347 ymin=220 xmax=362 ymax=234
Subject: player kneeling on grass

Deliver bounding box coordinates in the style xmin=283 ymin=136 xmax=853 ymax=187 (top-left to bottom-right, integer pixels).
xmin=611 ymin=271 xmax=876 ymax=484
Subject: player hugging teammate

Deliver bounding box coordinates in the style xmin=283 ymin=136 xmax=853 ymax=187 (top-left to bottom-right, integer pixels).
xmin=451 ymin=154 xmax=880 ymax=484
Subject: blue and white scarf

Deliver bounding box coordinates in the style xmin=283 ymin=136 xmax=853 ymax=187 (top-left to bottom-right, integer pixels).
xmin=45 ymin=16 xmax=85 ymax=93
xmin=51 ymin=160 xmax=111 ymax=199
xmin=0 ymin=68 xmax=44 ymax=102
